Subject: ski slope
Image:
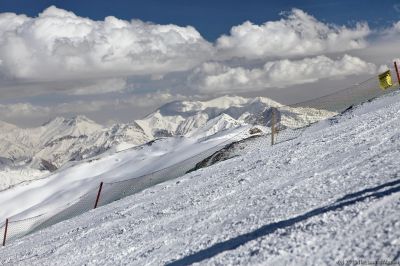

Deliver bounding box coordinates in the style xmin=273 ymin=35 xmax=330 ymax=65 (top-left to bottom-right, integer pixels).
xmin=1 ymin=91 xmax=400 ymax=265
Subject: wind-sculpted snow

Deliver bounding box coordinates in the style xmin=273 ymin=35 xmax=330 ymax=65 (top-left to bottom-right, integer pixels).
xmin=0 ymin=89 xmax=400 ymax=265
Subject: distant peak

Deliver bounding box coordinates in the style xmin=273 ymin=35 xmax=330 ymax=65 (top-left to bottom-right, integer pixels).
xmin=68 ymin=115 xmax=93 ymax=123
xmin=41 ymin=116 xmax=65 ymax=126
xmin=42 ymin=115 xmax=98 ymax=127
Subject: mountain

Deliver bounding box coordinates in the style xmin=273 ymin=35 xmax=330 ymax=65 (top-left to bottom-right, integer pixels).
xmin=0 ymin=116 xmax=150 ymax=168
xmin=136 ymin=95 xmax=334 ymax=138
xmin=136 ymin=96 xmax=279 ymax=137
xmin=0 ymin=95 xmax=333 ymax=189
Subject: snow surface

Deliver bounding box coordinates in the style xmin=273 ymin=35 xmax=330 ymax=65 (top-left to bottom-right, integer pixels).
xmin=0 ymin=168 xmax=49 ymax=192
xmin=0 ymin=90 xmax=399 ymax=264
xmin=0 ymin=124 xmax=254 ymax=224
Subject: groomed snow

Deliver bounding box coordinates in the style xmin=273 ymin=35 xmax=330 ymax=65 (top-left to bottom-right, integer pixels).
xmin=1 ymin=91 xmax=400 ymax=265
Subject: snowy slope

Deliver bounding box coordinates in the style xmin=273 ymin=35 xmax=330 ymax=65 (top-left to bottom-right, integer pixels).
xmin=1 ymin=91 xmax=399 ymax=264
xmin=0 ymin=125 xmax=252 ymax=222
xmin=0 ymin=117 xmax=152 ymax=189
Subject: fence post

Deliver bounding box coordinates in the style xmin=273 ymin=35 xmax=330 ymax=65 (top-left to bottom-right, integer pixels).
xmin=394 ymin=61 xmax=400 ymax=86
xmin=271 ymin=109 xmax=276 ymax=146
xmin=2 ymin=218 xmax=8 ymax=246
xmin=94 ymin=182 xmax=103 ymax=209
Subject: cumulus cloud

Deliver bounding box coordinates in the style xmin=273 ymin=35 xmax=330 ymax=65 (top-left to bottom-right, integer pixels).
xmin=216 ymin=8 xmax=370 ymax=60
xmin=387 ymin=21 xmax=400 ymax=35
xmin=394 ymin=21 xmax=400 ymax=31
xmin=188 ymin=55 xmax=376 ymax=92
xmin=377 ymin=21 xmax=400 ymax=38
xmin=1 ymin=6 xmax=398 ymax=126
xmin=0 ymin=6 xmax=213 ymax=83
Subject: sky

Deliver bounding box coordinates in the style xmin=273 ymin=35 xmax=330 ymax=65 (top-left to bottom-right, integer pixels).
xmin=0 ymin=0 xmax=399 ymax=127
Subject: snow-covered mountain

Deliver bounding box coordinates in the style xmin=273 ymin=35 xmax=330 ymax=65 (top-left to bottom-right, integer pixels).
xmin=0 ymin=116 xmax=149 ymax=169
xmin=137 ymin=95 xmax=334 ymax=137
xmin=1 ymin=88 xmax=399 ymax=265
xmin=0 ymin=95 xmax=333 ymax=187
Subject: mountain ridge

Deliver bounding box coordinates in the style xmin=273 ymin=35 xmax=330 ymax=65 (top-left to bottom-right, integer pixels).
xmin=0 ymin=95 xmax=333 ymax=186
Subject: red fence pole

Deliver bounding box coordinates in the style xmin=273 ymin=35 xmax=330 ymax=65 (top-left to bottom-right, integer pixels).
xmin=395 ymin=61 xmax=400 ymax=86
xmin=94 ymin=182 xmax=104 ymax=209
xmin=2 ymin=218 xmax=9 ymax=246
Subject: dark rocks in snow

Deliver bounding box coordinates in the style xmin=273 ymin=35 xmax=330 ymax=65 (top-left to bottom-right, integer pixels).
xmin=39 ymin=159 xmax=58 ymax=172
xmin=188 ymin=135 xmax=264 ymax=173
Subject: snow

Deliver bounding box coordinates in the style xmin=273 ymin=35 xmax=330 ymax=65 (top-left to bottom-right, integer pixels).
xmin=0 ymin=90 xmax=399 ymax=264
xmin=0 ymin=168 xmax=49 ymax=191
xmin=0 ymin=116 xmax=152 ymax=189
xmin=0 ymin=125 xmax=251 ymax=222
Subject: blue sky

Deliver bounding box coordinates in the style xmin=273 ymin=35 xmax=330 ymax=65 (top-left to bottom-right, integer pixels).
xmin=1 ymin=0 xmax=399 ymax=41
xmin=0 ymin=1 xmax=399 ymax=126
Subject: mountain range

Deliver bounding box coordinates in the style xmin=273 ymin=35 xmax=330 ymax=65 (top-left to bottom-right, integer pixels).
xmin=0 ymin=95 xmax=334 ymax=186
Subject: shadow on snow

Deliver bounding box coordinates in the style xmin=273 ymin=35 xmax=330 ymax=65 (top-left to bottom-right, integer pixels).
xmin=166 ymin=178 xmax=400 ymax=266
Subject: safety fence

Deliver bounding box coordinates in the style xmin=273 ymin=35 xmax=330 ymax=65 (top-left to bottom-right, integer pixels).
xmin=1 ymin=61 xmax=400 ymax=247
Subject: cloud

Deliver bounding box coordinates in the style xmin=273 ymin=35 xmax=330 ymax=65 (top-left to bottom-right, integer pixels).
xmin=0 ymin=91 xmax=195 ymax=125
xmin=188 ymin=55 xmax=376 ymax=93
xmin=216 ymin=8 xmax=370 ymax=60
xmin=0 ymin=6 xmax=398 ymax=126
xmin=58 ymin=91 xmax=188 ymax=112
xmin=391 ymin=21 xmax=400 ymax=33
xmin=69 ymin=78 xmax=130 ymax=95
xmin=0 ymin=103 xmax=50 ymax=118
xmin=377 ymin=21 xmax=400 ymax=38
xmin=0 ymin=6 xmax=213 ymax=84
xmin=395 ymin=4 xmax=400 ymax=13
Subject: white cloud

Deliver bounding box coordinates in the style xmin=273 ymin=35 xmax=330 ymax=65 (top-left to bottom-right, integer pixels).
xmin=188 ymin=55 xmax=376 ymax=92
xmin=0 ymin=6 xmax=213 ymax=83
xmin=0 ymin=6 xmax=398 ymax=126
xmin=391 ymin=21 xmax=400 ymax=32
xmin=378 ymin=21 xmax=400 ymax=38
xmin=216 ymin=9 xmax=370 ymax=60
